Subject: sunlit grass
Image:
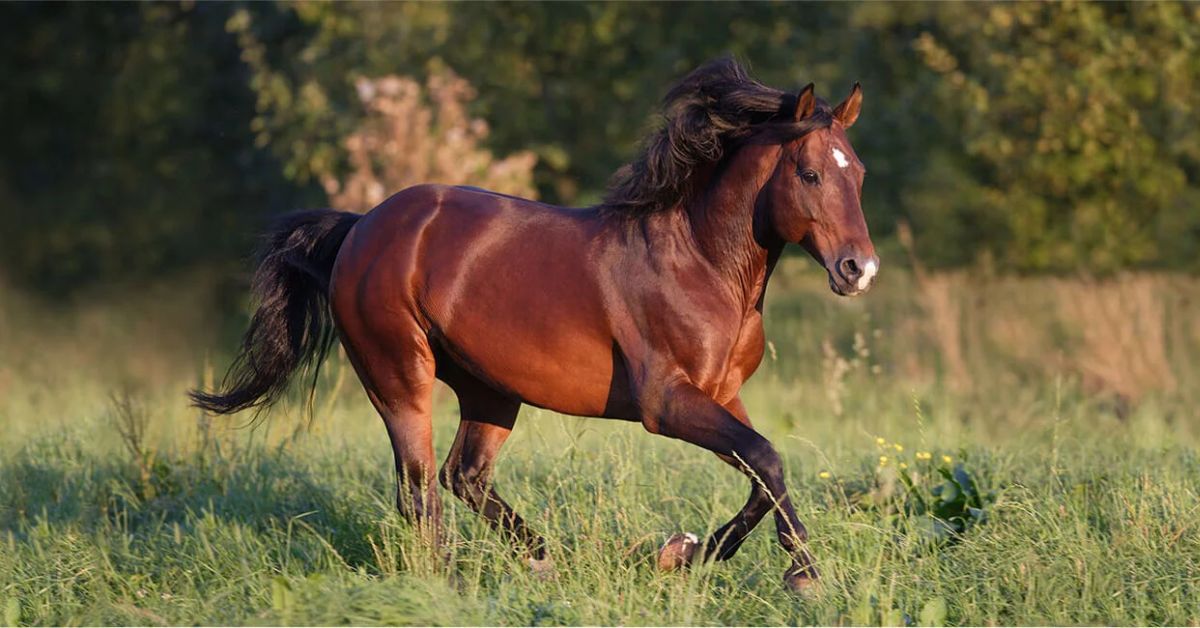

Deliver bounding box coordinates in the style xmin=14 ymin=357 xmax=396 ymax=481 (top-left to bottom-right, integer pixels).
xmin=2 ymin=386 xmax=1198 ymax=625
xmin=1 ymin=265 xmax=1198 ymax=625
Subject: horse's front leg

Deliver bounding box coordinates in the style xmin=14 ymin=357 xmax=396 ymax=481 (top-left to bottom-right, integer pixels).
xmin=646 ymin=383 xmax=818 ymax=592
xmin=659 ymin=397 xmax=775 ymax=564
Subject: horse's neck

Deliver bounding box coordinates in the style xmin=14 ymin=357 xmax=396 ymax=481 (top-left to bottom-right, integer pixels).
xmin=683 ymin=145 xmax=784 ymax=312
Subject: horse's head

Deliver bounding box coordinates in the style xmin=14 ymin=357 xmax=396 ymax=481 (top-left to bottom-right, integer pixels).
xmin=764 ymin=84 xmax=877 ymax=296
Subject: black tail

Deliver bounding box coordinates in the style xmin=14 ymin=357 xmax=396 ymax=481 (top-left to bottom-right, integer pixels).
xmin=190 ymin=209 xmax=361 ymax=415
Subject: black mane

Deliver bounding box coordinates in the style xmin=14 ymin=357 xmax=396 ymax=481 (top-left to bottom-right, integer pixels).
xmin=600 ymin=57 xmax=833 ymax=216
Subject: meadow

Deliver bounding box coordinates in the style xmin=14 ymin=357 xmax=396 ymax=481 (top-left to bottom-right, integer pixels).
xmin=1 ymin=259 xmax=1198 ymax=626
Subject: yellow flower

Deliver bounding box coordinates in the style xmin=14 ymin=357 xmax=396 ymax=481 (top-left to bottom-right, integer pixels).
xmin=893 ymin=443 xmax=904 ymax=452
xmin=876 ymin=437 xmax=886 ymax=446
xmin=879 ymin=456 xmax=889 ymax=466
xmin=917 ymin=451 xmax=932 ymax=461
xmin=818 ymin=471 xmax=832 ymax=480
xmin=942 ymin=455 xmax=953 ymax=464
xmin=899 ymin=462 xmax=908 ymax=470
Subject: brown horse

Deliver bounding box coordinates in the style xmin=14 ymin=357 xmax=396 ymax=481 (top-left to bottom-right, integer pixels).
xmin=191 ymin=58 xmax=877 ymax=591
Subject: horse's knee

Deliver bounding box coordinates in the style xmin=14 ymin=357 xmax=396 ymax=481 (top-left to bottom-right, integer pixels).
xmin=724 ymin=436 xmax=784 ymax=482
xmin=750 ymin=444 xmax=785 ymax=480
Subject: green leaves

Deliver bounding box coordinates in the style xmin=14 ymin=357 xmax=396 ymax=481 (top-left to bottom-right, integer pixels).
xmin=830 ymin=445 xmax=998 ymax=546
xmin=920 ymin=463 xmax=993 ymax=542
xmin=3 ymin=2 xmax=1198 ymax=295
xmin=910 ymin=2 xmax=1200 ymax=273
xmin=213 ymin=1 xmax=1200 ymax=276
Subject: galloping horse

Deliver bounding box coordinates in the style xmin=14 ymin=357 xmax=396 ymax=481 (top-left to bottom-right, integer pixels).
xmin=192 ymin=58 xmax=877 ymax=591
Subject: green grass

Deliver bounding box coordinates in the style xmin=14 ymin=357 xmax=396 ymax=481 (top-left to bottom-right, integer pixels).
xmin=2 ymin=266 xmax=1198 ymax=625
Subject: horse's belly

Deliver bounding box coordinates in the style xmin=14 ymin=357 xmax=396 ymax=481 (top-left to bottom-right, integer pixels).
xmin=420 ymin=225 xmax=619 ymax=417
xmin=433 ymin=312 xmax=617 ymax=418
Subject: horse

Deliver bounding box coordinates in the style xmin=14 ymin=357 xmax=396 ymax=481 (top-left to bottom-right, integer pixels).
xmin=191 ymin=57 xmax=877 ymax=592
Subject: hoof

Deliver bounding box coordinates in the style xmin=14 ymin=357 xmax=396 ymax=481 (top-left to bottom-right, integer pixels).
xmin=783 ymin=565 xmax=821 ymax=596
xmin=657 ymin=532 xmax=701 ymax=571
xmin=527 ymin=556 xmax=556 ymax=580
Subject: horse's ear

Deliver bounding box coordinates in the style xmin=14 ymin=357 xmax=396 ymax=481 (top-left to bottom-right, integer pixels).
xmin=833 ymin=82 xmax=863 ymax=128
xmin=794 ymin=83 xmax=816 ymax=121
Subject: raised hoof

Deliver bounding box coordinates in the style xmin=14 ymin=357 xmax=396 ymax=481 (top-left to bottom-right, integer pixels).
xmin=527 ymin=556 xmax=556 ymax=580
xmin=657 ymin=532 xmax=701 ymax=571
xmin=783 ymin=565 xmax=821 ymax=596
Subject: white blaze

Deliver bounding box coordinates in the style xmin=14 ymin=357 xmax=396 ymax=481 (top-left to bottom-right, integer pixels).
xmin=832 ymin=147 xmax=850 ymax=169
xmin=857 ymin=259 xmax=878 ymax=290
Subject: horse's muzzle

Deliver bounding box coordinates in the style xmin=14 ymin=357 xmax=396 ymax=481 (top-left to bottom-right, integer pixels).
xmin=827 ymin=254 xmax=879 ymax=296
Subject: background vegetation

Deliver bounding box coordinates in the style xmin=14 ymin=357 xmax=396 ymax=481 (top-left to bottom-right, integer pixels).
xmin=2 ymin=2 xmax=1199 ymax=626
xmin=3 ymin=2 xmax=1199 ymax=293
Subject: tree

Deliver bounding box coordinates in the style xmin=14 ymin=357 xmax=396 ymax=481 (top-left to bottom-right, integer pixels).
xmin=910 ymin=2 xmax=1200 ymax=272
xmin=0 ymin=2 xmax=315 ymax=292
xmin=3 ymin=1 xmax=1197 ymax=294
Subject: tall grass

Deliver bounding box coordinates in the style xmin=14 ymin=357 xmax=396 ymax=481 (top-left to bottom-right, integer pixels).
xmin=1 ymin=262 xmax=1197 ymax=625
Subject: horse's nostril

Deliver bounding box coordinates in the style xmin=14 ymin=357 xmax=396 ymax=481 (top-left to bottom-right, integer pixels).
xmin=839 ymin=257 xmax=861 ymax=281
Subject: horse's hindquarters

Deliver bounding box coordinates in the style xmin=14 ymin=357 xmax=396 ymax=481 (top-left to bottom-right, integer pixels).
xmin=332 ymin=184 xmax=624 ymax=419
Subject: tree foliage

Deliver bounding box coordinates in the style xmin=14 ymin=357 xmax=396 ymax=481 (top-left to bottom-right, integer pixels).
xmin=324 ymin=71 xmax=537 ymax=213
xmin=912 ymin=2 xmax=1200 ymax=272
xmin=1 ymin=2 xmax=1197 ymax=293
xmin=0 ymin=3 xmax=315 ymax=292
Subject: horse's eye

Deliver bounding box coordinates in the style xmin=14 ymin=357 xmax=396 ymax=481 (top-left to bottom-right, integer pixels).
xmin=799 ymin=169 xmax=820 ymax=185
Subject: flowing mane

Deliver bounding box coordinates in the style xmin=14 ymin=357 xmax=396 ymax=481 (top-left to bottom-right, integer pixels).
xmin=600 ymin=57 xmax=834 ymax=216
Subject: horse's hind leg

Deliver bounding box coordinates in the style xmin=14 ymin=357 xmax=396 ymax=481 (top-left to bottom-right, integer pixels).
xmin=341 ymin=333 xmax=443 ymax=543
xmin=439 ymin=376 xmax=548 ymax=569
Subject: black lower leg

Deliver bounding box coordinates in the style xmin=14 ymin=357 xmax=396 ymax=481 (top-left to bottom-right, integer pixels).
xmin=705 ymin=484 xmax=772 ymax=561
xmin=652 ymin=383 xmax=815 ymax=575
xmin=447 ymin=470 xmax=547 ymax=559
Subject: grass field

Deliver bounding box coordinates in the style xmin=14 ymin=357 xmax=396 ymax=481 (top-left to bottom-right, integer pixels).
xmin=2 ymin=261 xmax=1198 ymax=626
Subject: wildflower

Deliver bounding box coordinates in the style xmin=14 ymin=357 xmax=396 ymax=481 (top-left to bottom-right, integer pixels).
xmin=916 ymin=451 xmax=932 ymax=461
xmin=879 ymin=456 xmax=889 ymax=466
xmin=893 ymin=443 xmax=904 ymax=452
xmin=899 ymin=462 xmax=908 ymax=470
xmin=876 ymin=437 xmax=886 ymax=446
xmin=818 ymin=471 xmax=832 ymax=480
xmin=942 ymin=455 xmax=953 ymax=464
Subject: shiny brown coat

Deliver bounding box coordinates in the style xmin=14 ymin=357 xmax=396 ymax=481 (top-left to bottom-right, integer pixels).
xmin=193 ymin=59 xmax=878 ymax=590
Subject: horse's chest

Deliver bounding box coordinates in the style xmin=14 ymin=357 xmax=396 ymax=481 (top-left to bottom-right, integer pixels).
xmin=724 ymin=312 xmax=766 ymax=383
xmin=689 ymin=312 xmax=765 ymax=400
xmin=737 ymin=314 xmax=767 ymax=362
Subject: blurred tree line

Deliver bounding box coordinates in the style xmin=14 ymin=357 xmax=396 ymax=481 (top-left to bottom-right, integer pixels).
xmin=2 ymin=1 xmax=1198 ymax=295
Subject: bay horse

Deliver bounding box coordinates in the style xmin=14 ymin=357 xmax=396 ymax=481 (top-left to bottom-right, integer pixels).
xmin=191 ymin=58 xmax=877 ymax=591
